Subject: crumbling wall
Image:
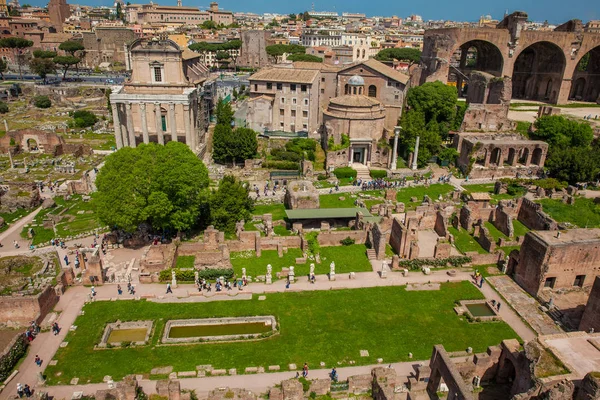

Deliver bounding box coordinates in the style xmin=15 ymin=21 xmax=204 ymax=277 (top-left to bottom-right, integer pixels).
xmin=517 ymin=198 xmax=558 ymax=231
xmin=0 ymin=285 xmax=59 ymax=327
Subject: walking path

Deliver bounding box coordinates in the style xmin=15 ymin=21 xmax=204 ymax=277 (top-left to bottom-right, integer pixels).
xmin=0 ymin=206 xmax=42 ymax=254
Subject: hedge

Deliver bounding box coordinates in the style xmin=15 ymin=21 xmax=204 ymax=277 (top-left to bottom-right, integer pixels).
xmin=397 ymin=256 xmax=472 ymax=271
xmin=369 ymin=169 xmax=387 ymax=179
xmin=333 ymin=167 xmax=357 ymax=179
xmin=0 ymin=334 xmax=27 ymax=381
xmin=159 ymin=268 xmax=234 ymax=282
xmin=262 ymin=160 xmax=300 ymax=170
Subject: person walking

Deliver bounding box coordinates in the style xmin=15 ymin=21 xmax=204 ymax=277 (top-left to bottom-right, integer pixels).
xmin=117 ymin=284 xmax=122 ymax=295
xmin=497 ymin=302 xmax=501 ymax=311
xmin=479 ymin=276 xmax=484 ymax=288
xmin=166 ymin=283 xmax=173 ymax=294
xmin=302 ymin=363 xmax=309 ymax=378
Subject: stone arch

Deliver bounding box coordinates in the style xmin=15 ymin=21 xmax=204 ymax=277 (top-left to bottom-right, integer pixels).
xmin=512 ymin=41 xmax=566 ymax=103
xmin=26 ymin=138 xmax=38 ymax=151
xmin=356 ymin=49 xmax=360 ymax=59
xmin=368 ymin=85 xmax=377 ymax=97
xmin=507 ymin=148 xmax=517 ymax=166
xmin=447 ymin=39 xmax=505 ymax=97
xmin=491 ymin=147 xmax=502 ymax=166
xmin=344 ymin=84 xmax=349 ymax=95
xmin=531 ymin=148 xmax=543 ymax=166
xmin=476 ymin=148 xmax=487 ymax=166
xmin=361 ymin=49 xmax=366 ymax=59
xmin=570 ymin=45 xmax=600 ymax=102
xmin=519 ymin=148 xmax=530 ymax=165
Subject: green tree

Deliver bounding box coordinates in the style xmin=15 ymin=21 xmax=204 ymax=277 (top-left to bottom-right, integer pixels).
xmin=30 ymin=57 xmax=56 ymax=81
xmin=95 ymin=142 xmax=209 ymax=233
xmin=212 ymin=125 xmax=258 ymax=164
xmin=0 ymin=101 xmax=8 ymax=114
xmin=545 ymin=146 xmax=600 ymax=185
xmin=286 ymin=53 xmax=322 ymax=62
xmin=532 ymin=115 xmax=593 ymax=149
xmin=288 ymin=13 xmax=296 ymax=20
xmin=33 ymin=50 xmax=57 ymax=59
xmin=53 ymin=55 xmax=80 ymax=79
xmin=200 ymin=20 xmax=217 ymax=30
xmin=302 ymin=11 xmax=310 ymax=21
xmin=33 ymin=95 xmax=51 ymax=108
xmin=375 ymin=48 xmax=421 ymax=64
xmin=58 ymin=40 xmax=85 ymax=74
xmin=209 ymin=175 xmax=253 ymax=233
xmin=0 ymin=59 xmax=7 ymax=80
xmin=215 ymin=98 xmax=234 ymax=125
xmin=0 ymin=37 xmax=33 ymax=80
xmin=70 ymin=110 xmax=98 ymax=128
xmin=266 ymin=44 xmax=305 ymax=63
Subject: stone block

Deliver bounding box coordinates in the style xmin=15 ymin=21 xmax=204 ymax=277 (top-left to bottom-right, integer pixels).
xmin=269 ymin=365 xmax=280 ymax=371
xmin=70 ymin=378 xmax=79 ymax=385
xmin=60 ymin=342 xmax=68 ymax=348
xmin=151 ymin=366 xmax=173 ymax=375
xmin=309 ymin=378 xmax=331 ymax=396
xmin=258 ymin=295 xmax=266 ymax=301
xmin=196 ymin=364 xmax=213 ymax=371
xmin=245 ymin=367 xmax=258 ymax=373
xmin=211 ymin=369 xmax=227 ymax=375
xmin=49 ymin=360 xmax=58 ymax=366
xmin=178 ymin=371 xmax=197 ymax=377
xmin=229 ymin=368 xmax=237 ymax=375
xmin=360 ymin=350 xmax=369 ymax=357
xmin=288 ymin=363 xmax=297 ymax=370
xmin=320 ymin=361 xmax=326 ymax=367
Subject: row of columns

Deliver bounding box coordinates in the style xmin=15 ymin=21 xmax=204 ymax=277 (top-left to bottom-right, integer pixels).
xmin=482 ymin=148 xmax=538 ymax=167
xmin=112 ymin=102 xmax=196 ymax=150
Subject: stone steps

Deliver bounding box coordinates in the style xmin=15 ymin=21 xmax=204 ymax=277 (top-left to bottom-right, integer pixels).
xmin=366 ymin=249 xmax=377 ymax=260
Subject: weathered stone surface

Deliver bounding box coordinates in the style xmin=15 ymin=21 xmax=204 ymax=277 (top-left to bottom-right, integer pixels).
xmin=151 ymin=366 xmax=173 ymax=375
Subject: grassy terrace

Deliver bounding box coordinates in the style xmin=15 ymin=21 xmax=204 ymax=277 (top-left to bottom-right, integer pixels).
xmin=230 ymin=244 xmax=373 ymax=278
xmin=538 ymin=198 xmax=600 ymax=228
xmin=45 ymin=282 xmax=519 ymax=384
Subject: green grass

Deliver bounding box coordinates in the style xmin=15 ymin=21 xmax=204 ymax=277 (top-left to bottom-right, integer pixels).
xmin=538 ymin=198 xmax=600 ymax=228
xmin=273 ymin=225 xmax=292 ymax=236
xmin=45 ymin=282 xmax=519 ymax=384
xmin=230 ymin=249 xmax=303 ymax=278
xmin=448 ymin=227 xmax=487 ymax=254
xmin=513 ymin=220 xmax=530 ymax=238
xmin=252 ymin=204 xmax=287 ymax=221
xmin=385 ymin=244 xmax=396 ymax=258
xmin=175 ymin=256 xmax=195 ymax=269
xmin=396 ymin=184 xmax=454 ymax=210
xmin=319 ymin=190 xmax=380 ymax=208
xmin=484 ymin=222 xmax=508 ymax=242
xmin=0 ymin=208 xmax=32 ymax=233
xmin=319 ymin=244 xmax=372 ymax=273
xmin=516 ymin=121 xmax=532 ymax=137
xmin=462 ymin=183 xmax=494 ymax=193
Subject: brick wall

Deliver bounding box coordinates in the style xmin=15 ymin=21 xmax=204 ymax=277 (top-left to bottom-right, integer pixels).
xmin=318 ymin=230 xmax=367 ymax=246
xmin=517 ymin=198 xmax=558 ymax=231
xmin=0 ymin=285 xmax=59 ymax=327
xmin=580 ymin=277 xmax=600 ymax=332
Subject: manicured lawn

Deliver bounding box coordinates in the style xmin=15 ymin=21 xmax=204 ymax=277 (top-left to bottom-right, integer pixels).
xmin=484 ymin=222 xmax=508 ymax=242
xmin=319 ymin=190 xmax=380 ymax=208
xmin=538 ymin=198 xmax=600 ymax=228
xmin=513 ymin=220 xmax=530 ymax=238
xmin=0 ymin=208 xmax=32 ymax=233
xmin=462 ymin=183 xmax=494 ymax=193
xmin=45 ymin=282 xmax=519 ymax=384
xmin=230 ymin=244 xmax=372 ymax=278
xmin=252 ymin=204 xmax=287 ymax=221
xmin=396 ymin=184 xmax=454 ymax=210
xmin=175 ymin=256 xmax=195 ymax=269
xmin=448 ymin=227 xmax=487 ymax=254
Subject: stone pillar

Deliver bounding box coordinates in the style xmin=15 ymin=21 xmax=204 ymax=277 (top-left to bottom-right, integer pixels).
xmin=184 ymin=104 xmax=192 ymax=149
xmin=390 ymin=127 xmax=400 ymax=170
xmin=411 ymin=135 xmax=420 ymax=170
xmin=140 ymin=103 xmax=149 ymax=144
xmin=111 ymin=103 xmax=124 ymax=149
xmin=556 ymin=78 xmax=572 ymax=105
xmin=169 ymin=103 xmax=177 ymax=143
xmin=154 ymin=103 xmax=164 ymax=145
xmin=125 ymin=103 xmax=136 ymax=148
xmin=484 ymin=149 xmax=491 ymax=167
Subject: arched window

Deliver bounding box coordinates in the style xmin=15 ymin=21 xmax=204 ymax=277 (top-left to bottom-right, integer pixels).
xmin=344 ymin=84 xmax=349 ymax=95
xmin=352 ymin=87 xmax=357 ymax=95
xmin=368 ymin=85 xmax=377 ymax=97
xmin=362 ymin=49 xmax=366 ymax=59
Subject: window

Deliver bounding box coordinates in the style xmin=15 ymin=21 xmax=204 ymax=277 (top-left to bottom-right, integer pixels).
xmin=290 ymin=84 xmax=297 ymax=91
xmin=304 ymin=99 xmax=309 ymax=106
xmin=277 ymin=83 xmax=282 ymax=90
xmin=321 ymin=77 xmax=325 ymax=82
xmin=161 ymin=115 xmax=167 ymax=131
xmin=267 ymin=82 xmax=272 ymax=90
xmin=368 ymin=85 xmax=377 ymax=97
xmin=301 ymin=85 xmax=307 ymax=92
xmin=291 ymin=110 xmax=296 ymax=117
xmin=387 ymin=80 xmax=392 ymax=87
xmin=153 ymin=67 xmax=162 ymax=82
xmin=280 ymin=109 xmax=284 ymax=116
xmin=292 ymin=98 xmax=297 ymax=105
xmin=254 ymin=84 xmax=258 ymax=91
xmin=303 ymin=124 xmax=307 ymax=129
xmin=303 ymin=111 xmax=308 ymax=118
xmin=280 ymin=122 xmax=284 ymax=128
xmin=290 ymin=124 xmax=295 ymax=132
xmin=574 ymin=275 xmax=586 ymax=287
xmin=544 ymin=277 xmax=556 ymax=288
xmin=281 ymin=98 xmax=285 ymax=104
xmin=321 ymin=88 xmax=325 ymax=94
xmin=395 ymin=95 xmax=399 ymax=100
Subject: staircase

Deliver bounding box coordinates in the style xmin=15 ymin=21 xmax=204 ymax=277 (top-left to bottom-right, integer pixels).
xmin=352 ymin=163 xmax=371 ymax=180
xmin=366 ymin=249 xmax=377 ymax=260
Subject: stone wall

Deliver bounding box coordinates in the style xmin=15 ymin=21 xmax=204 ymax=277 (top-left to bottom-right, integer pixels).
xmin=318 ymin=230 xmax=367 ymax=246
xmin=517 ymin=198 xmax=558 ymax=231
xmin=0 ymin=285 xmax=59 ymax=327
xmin=493 ymin=203 xmax=514 ymax=237
xmin=0 ymin=182 xmax=42 ymax=212
xmin=369 ymin=223 xmax=387 ymax=260
xmin=579 ymin=276 xmax=600 ymax=333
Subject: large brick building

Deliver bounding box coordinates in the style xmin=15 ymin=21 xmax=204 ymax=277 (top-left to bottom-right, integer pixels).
xmin=126 ymin=2 xmax=232 ymax=26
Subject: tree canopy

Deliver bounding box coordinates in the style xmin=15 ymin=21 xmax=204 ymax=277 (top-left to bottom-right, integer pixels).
xmin=266 ymin=44 xmax=305 ymax=57
xmin=0 ymin=37 xmax=33 ymax=79
xmin=33 ymin=50 xmax=57 ymax=59
xmin=375 ymin=48 xmax=421 ymax=64
xmin=95 ymin=142 xmax=209 ymax=233
xmin=212 ymin=125 xmax=258 ymax=164
xmin=209 ymin=175 xmax=253 ymax=233
xmin=189 ymin=40 xmax=241 ymax=53
xmin=30 ymin=57 xmax=56 ymax=80
xmin=531 ymin=115 xmax=594 ymax=149
xmin=53 ymin=55 xmax=80 ymax=78
xmin=215 ymin=98 xmax=234 ymax=125
xmin=286 ymin=53 xmax=322 ymax=63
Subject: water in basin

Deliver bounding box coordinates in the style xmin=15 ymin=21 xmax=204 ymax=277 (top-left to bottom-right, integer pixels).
xmin=466 ymin=303 xmax=496 ymax=317
xmin=169 ymin=322 xmax=272 ymax=338
xmin=107 ymin=328 xmax=147 ymax=343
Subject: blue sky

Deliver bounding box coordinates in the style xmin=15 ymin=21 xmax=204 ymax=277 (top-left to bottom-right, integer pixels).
xmin=26 ymin=0 xmax=598 ymax=24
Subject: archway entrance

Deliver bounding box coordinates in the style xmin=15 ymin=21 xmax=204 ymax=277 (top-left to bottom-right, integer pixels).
xmin=447 ymin=40 xmax=504 ymax=97
xmin=512 ymin=41 xmax=566 ymax=103
xmin=26 ymin=138 xmax=38 ymax=151
xmin=570 ymin=46 xmax=600 ymax=102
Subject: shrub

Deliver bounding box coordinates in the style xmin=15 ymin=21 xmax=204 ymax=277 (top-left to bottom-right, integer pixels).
xmin=397 ymin=256 xmax=472 ymax=271
xmin=262 ymin=160 xmax=299 ymax=170
xmin=317 ymin=173 xmax=327 ymax=181
xmin=71 ymin=110 xmax=98 ymax=128
xmin=328 ymin=134 xmax=350 ymax=151
xmin=333 ymin=167 xmax=357 ymax=180
xmin=0 ymin=334 xmax=28 ymax=381
xmin=340 ymin=237 xmax=355 ymax=246
xmin=159 ymin=268 xmax=234 ymax=282
xmin=271 ymin=149 xmax=302 ymax=162
xmin=33 ymin=95 xmax=51 ymax=108
xmin=370 ymin=169 xmax=387 ymax=179
xmin=305 ymin=231 xmax=320 ymax=255
xmin=0 ymin=101 xmax=8 ymax=114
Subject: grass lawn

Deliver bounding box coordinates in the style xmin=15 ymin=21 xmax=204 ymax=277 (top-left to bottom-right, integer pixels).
xmin=448 ymin=227 xmax=487 ymax=254
xmin=396 ymin=184 xmax=454 ymax=210
xmin=319 ymin=244 xmax=372 ymax=273
xmin=538 ymin=198 xmax=600 ymax=228
xmin=0 ymin=208 xmax=32 ymax=233
xmin=175 ymin=256 xmax=195 ymax=269
xmin=45 ymin=282 xmax=519 ymax=384
xmin=319 ymin=190 xmax=380 ymax=208
xmin=513 ymin=220 xmax=530 ymax=238
xmin=252 ymin=204 xmax=287 ymax=221
xmin=484 ymin=222 xmax=508 ymax=242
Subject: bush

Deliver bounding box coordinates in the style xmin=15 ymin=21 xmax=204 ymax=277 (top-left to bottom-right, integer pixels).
xmin=370 ymin=169 xmax=387 ymax=179
xmin=340 ymin=237 xmax=355 ymax=246
xmin=0 ymin=101 xmax=8 ymax=114
xmin=262 ymin=160 xmax=299 ymax=170
xmin=159 ymin=268 xmax=234 ymax=282
xmin=305 ymin=231 xmax=320 ymax=255
xmin=317 ymin=173 xmax=327 ymax=181
xmin=397 ymin=256 xmax=472 ymax=271
xmin=71 ymin=110 xmax=98 ymax=128
xmin=33 ymin=95 xmax=51 ymax=108
xmin=0 ymin=334 xmax=27 ymax=381
xmin=328 ymin=134 xmax=350 ymax=151
xmin=271 ymin=148 xmax=302 ymax=162
xmin=333 ymin=167 xmax=357 ymax=180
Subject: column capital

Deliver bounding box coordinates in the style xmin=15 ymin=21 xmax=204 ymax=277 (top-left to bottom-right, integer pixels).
xmin=169 ymin=103 xmax=175 ymax=110
xmin=140 ymin=103 xmax=146 ymax=110
xmin=125 ymin=102 xmax=133 ymax=109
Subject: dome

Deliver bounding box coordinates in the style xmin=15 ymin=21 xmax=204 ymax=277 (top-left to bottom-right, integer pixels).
xmin=347 ymin=75 xmax=365 ymax=86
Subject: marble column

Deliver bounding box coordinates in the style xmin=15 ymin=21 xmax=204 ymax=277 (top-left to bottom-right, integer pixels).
xmin=390 ymin=126 xmax=400 ymax=170
xmin=411 ymin=135 xmax=420 ymax=170
xmin=168 ymin=103 xmax=177 ymax=143
xmin=111 ymin=103 xmax=124 ymax=149
xmin=154 ymin=103 xmax=164 ymax=145
xmin=183 ymin=104 xmax=192 ymax=150
xmin=140 ymin=103 xmax=149 ymax=144
xmin=125 ymin=103 xmax=136 ymax=148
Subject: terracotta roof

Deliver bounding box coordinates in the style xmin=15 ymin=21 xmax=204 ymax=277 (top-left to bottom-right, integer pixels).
xmin=249 ymin=68 xmax=319 ymax=84
xmin=291 ymin=61 xmax=340 ymax=71
xmin=181 ymin=48 xmax=200 ymax=60
xmin=329 ymin=95 xmax=382 ymax=107
xmin=340 ymin=58 xmax=409 ymax=85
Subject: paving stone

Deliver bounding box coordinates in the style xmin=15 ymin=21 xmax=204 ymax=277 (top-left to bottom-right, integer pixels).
xmin=377 ymin=358 xmax=383 ymax=363
xmin=258 ymin=295 xmax=266 ymax=301
xmin=245 ymin=367 xmax=258 ymax=373
xmin=258 ymin=366 xmax=265 ymax=373
xmin=178 ymin=371 xmax=197 ymax=377
xmin=196 ymin=364 xmax=213 ymax=371
xmin=289 ymin=363 xmax=297 ymax=370
xmin=168 ymin=372 xmax=177 ymax=379
xmin=48 ymin=360 xmax=58 ymax=366
xmin=320 ymin=362 xmax=326 ymax=367
xmin=60 ymin=342 xmax=68 ymax=348
xmin=150 ymin=366 xmax=173 ymax=375
xmin=102 ymin=375 xmax=112 ymax=382
xmin=268 ymin=365 xmax=280 ymax=371
xmin=211 ymin=369 xmax=227 ymax=375
xmin=228 ymin=368 xmax=237 ymax=375
xmin=70 ymin=378 xmax=79 ymax=385
xmin=197 ymin=370 xmax=206 ymax=377
xmin=72 ymin=391 xmax=83 ymax=399
xmin=360 ymin=350 xmax=369 ymax=357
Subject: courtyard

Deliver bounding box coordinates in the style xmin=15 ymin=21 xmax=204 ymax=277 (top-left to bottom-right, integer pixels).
xmin=45 ymin=282 xmax=518 ymax=384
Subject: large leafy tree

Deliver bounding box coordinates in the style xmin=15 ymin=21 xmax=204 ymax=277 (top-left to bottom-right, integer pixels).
xmin=0 ymin=37 xmax=33 ymax=79
xmin=532 ymin=115 xmax=593 ymax=149
xmin=215 ymin=98 xmax=234 ymax=125
xmin=53 ymin=55 xmax=80 ymax=79
xmin=95 ymin=142 xmax=209 ymax=233
xmin=545 ymin=146 xmax=600 ymax=185
xmin=209 ymin=175 xmax=253 ymax=233
xmin=58 ymin=40 xmax=85 ymax=74
xmin=30 ymin=57 xmax=56 ymax=82
xmin=212 ymin=125 xmax=257 ymax=164
xmin=375 ymin=48 xmax=421 ymax=64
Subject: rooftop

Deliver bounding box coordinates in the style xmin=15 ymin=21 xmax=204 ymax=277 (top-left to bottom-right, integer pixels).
xmin=285 ymin=208 xmax=372 ymax=220
xmin=249 ymin=68 xmax=319 ymax=84
xmin=470 ymin=192 xmax=492 ymax=201
xmin=532 ymin=228 xmax=600 ymax=245
xmin=329 ymin=94 xmax=382 ymax=107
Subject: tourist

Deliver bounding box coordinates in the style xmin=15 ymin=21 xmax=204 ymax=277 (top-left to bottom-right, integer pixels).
xmin=129 ymin=285 xmax=135 ymax=295
xmin=330 ymin=368 xmax=338 ymax=382
xmin=166 ymin=283 xmax=173 ymax=294
xmin=497 ymin=302 xmax=501 ymax=311
xmin=310 ymin=273 xmax=315 ymax=284
xmin=35 ymin=355 xmax=42 ymax=367
xmin=13 ymin=240 xmax=19 ymax=248
xmin=286 ymin=280 xmax=290 ymax=289
xmin=243 ymin=277 xmax=247 ymax=286
xmin=302 ymin=363 xmax=308 ymax=377
xmin=479 ymin=277 xmax=484 ymax=288
xmin=64 ymin=255 xmax=69 ymax=266
xmin=52 ymin=322 xmax=60 ymax=335
xmin=23 ymin=384 xmax=32 ymax=398
xmin=91 ymin=286 xmax=96 ymax=297
xmin=117 ymin=284 xmax=122 ymax=295
xmin=17 ymin=383 xmax=24 ymax=398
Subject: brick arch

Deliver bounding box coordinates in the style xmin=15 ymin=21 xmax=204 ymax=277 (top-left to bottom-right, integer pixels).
xmin=570 ymin=45 xmax=600 ymax=102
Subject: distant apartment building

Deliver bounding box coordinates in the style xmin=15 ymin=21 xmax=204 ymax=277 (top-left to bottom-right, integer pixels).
xmin=585 ymin=20 xmax=600 ymax=33
xmin=301 ymin=28 xmax=343 ymax=47
xmin=126 ymin=2 xmax=232 ymax=26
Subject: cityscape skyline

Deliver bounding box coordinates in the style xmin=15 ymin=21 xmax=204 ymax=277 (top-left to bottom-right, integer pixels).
xmin=20 ymin=0 xmax=599 ymax=24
